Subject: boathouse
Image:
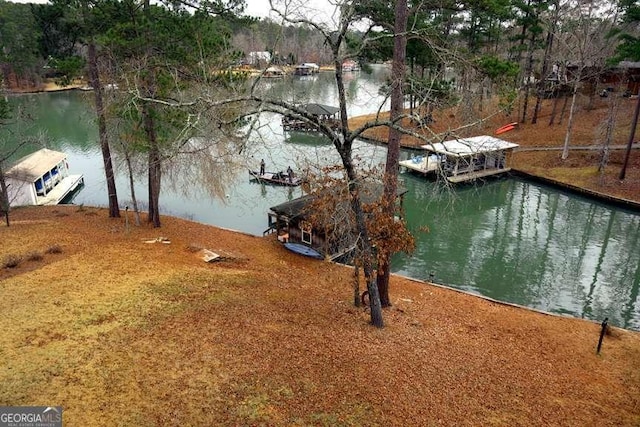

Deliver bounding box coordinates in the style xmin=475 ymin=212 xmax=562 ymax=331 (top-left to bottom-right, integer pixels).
xmin=341 ymin=60 xmax=361 ymax=72
xmin=266 ymin=181 xmax=407 ymax=260
xmin=262 ymin=66 xmax=285 ymax=78
xmin=294 ymin=63 xmax=320 ymax=76
xmin=281 ymin=103 xmax=341 ymax=132
xmin=401 ymin=135 xmax=519 ymax=183
xmin=5 ymin=148 xmax=84 ymax=206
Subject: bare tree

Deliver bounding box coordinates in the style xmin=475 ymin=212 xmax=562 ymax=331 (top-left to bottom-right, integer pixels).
xmin=0 ymin=94 xmax=10 ymax=226
xmin=532 ymin=0 xmax=560 ymax=124
xmin=597 ymin=94 xmax=620 ymax=181
xmin=377 ymin=0 xmax=408 ymax=308
xmin=557 ymin=0 xmax=618 ymax=159
xmin=246 ymin=0 xmax=398 ymax=326
xmin=87 ymin=40 xmax=120 ymax=219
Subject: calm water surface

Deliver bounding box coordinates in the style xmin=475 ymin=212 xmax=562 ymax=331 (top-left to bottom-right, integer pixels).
xmin=4 ymin=67 xmax=640 ymax=331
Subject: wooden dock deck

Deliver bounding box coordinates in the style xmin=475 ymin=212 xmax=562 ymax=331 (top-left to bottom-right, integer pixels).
xmin=446 ymin=168 xmax=511 ymax=183
xmin=39 ymin=174 xmax=84 ymax=205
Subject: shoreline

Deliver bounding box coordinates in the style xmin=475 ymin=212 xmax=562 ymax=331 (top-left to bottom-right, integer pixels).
xmin=511 ymin=169 xmax=640 ymax=211
xmin=7 ymin=82 xmax=639 ymax=209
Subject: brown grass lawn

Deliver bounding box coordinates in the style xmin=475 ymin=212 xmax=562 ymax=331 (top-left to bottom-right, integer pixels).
xmin=1 ymin=205 xmax=640 ymax=426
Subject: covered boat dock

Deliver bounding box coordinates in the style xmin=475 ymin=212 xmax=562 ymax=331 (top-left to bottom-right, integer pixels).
xmin=265 ymin=181 xmax=407 ymax=261
xmin=5 ymin=148 xmax=84 ymax=206
xmin=282 ymin=103 xmax=341 ymax=132
xmin=402 ymin=135 xmax=519 ymax=183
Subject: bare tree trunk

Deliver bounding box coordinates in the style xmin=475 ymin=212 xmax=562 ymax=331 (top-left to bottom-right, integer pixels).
xmin=353 ymin=261 xmax=361 ymax=307
xmin=532 ymin=33 xmax=554 ymax=124
xmin=598 ymin=96 xmax=618 ymax=179
xmin=143 ymin=102 xmax=161 ymax=227
xmin=142 ymin=0 xmax=161 ymax=228
xmin=331 ymin=38 xmax=383 ymax=327
xmin=521 ymin=33 xmax=536 ymax=124
xmin=123 ymin=148 xmax=141 ymax=226
xmin=549 ymin=92 xmax=560 ymax=125
xmin=586 ymin=82 xmax=596 ymax=111
xmin=479 ymin=79 xmax=484 ymax=113
xmin=346 ymin=172 xmax=380 ymax=324
xmin=0 ymin=162 xmax=10 ymax=227
xmin=88 ymin=41 xmax=120 ymax=218
xmin=620 ymin=92 xmax=640 ymax=180
xmin=533 ymin=0 xmax=558 ymax=124
xmin=562 ymin=77 xmax=581 ymax=160
xmin=377 ymin=0 xmax=408 ymax=308
xmin=558 ymin=93 xmax=569 ymax=124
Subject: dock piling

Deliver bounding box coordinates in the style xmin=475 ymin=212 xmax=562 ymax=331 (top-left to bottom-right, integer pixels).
xmin=596 ymin=317 xmax=608 ymax=355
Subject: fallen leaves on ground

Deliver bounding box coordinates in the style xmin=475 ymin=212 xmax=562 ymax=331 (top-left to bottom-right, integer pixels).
xmin=1 ymin=206 xmax=639 ymax=426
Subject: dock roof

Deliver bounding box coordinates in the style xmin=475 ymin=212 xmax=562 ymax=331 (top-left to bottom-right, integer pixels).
xmin=421 ymin=135 xmax=518 ymax=157
xmin=300 ymin=103 xmax=340 ymax=116
xmin=270 ymin=180 xmax=407 ymax=219
xmin=6 ymin=148 xmax=67 ymax=182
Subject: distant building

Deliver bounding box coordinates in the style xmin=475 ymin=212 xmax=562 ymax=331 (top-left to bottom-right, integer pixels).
xmin=294 ymin=63 xmax=320 ymax=76
xmin=601 ymin=61 xmax=640 ymax=96
xmin=564 ymin=60 xmax=640 ymax=96
xmin=341 ymin=60 xmax=361 ymax=72
xmin=247 ymin=51 xmax=272 ymax=67
xmin=263 ymin=66 xmax=285 ymax=78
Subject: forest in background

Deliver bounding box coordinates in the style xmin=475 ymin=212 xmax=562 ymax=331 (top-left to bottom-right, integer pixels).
xmin=2 ymin=0 xmax=638 ymax=98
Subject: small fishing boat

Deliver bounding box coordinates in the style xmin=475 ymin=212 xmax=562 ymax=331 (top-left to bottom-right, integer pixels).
xmin=249 ymin=170 xmax=303 ymax=186
xmin=399 ymin=153 xmax=443 ymax=174
xmin=283 ymin=242 xmax=324 ymax=259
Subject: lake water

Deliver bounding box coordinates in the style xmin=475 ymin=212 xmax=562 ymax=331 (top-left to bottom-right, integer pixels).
xmin=4 ymin=66 xmax=640 ymax=331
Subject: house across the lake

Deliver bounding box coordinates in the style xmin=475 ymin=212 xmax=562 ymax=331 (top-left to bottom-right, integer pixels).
xmin=5 ymin=148 xmax=84 ymax=206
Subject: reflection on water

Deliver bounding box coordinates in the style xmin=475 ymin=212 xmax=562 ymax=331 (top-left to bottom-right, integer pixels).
xmin=3 ymin=68 xmax=640 ymax=331
xmin=393 ymin=174 xmax=640 ymax=330
xmin=284 ymin=131 xmax=331 ymax=146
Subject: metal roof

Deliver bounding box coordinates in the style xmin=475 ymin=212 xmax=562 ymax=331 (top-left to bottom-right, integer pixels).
xmin=301 ymin=103 xmax=340 ymax=116
xmin=421 ymin=135 xmax=518 ymax=157
xmin=270 ymin=181 xmax=407 ymax=219
xmin=6 ymin=148 xmax=67 ymax=182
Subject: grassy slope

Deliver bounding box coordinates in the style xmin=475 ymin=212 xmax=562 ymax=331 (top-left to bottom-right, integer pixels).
xmin=1 ymin=206 xmax=639 ymax=426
